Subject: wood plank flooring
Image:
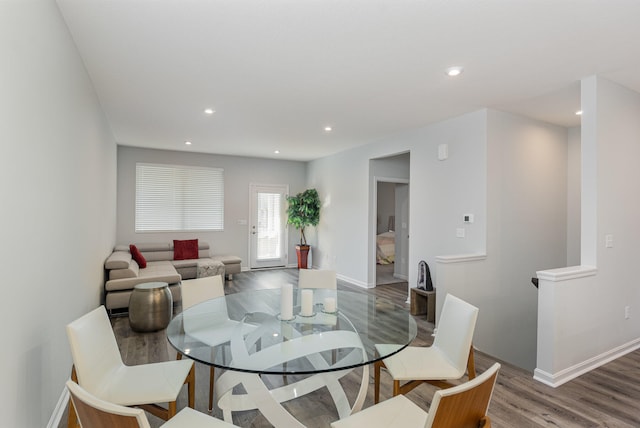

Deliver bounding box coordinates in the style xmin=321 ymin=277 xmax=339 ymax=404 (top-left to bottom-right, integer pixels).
xmin=60 ymin=268 xmax=640 ymax=427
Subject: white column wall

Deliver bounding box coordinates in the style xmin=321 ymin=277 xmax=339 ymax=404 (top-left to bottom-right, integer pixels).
xmin=536 ymin=76 xmax=640 ymax=386
xmin=566 ymin=127 xmax=582 ymax=266
xmin=0 ymin=1 xmax=117 ymax=426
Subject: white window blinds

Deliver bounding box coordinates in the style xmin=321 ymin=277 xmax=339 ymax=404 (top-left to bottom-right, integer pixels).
xmin=135 ymin=163 xmax=224 ymax=232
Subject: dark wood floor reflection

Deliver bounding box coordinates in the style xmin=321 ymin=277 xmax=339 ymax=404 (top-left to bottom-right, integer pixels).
xmin=61 ymin=268 xmax=640 ymax=427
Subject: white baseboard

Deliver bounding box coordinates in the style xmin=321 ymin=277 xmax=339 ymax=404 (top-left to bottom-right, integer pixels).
xmin=393 ymin=273 xmax=408 ymax=281
xmin=534 ymin=337 xmax=640 ymax=387
xmin=47 ymin=386 xmax=69 ymax=428
xmin=336 ymin=273 xmax=371 ymax=289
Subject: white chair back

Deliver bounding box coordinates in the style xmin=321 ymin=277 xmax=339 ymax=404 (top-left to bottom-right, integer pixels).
xmin=432 ymin=294 xmax=479 ymax=374
xmin=182 ymin=275 xmax=225 ymax=309
xmin=66 ymin=306 xmax=124 ymax=395
xmin=298 ymin=269 xmax=337 ymax=289
xmin=182 ymin=276 xmax=231 ymax=333
xmin=66 ymin=380 xmax=150 ymax=428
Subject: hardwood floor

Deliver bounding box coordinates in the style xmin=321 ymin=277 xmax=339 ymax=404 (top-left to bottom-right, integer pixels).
xmin=60 ymin=268 xmax=640 ymax=427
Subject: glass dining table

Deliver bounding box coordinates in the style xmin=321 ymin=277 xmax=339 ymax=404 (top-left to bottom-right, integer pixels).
xmin=167 ymin=287 xmax=417 ymax=427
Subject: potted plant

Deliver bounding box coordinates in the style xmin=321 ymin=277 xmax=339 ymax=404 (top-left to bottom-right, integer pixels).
xmin=286 ymin=188 xmax=320 ymax=269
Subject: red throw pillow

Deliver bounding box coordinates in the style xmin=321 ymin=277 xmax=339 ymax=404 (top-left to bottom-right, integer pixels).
xmin=174 ymin=239 xmax=199 ymax=260
xmin=129 ymin=244 xmax=147 ymax=268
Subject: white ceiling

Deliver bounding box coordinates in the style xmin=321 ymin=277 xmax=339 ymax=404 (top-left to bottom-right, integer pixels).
xmin=56 ymin=0 xmax=640 ymax=161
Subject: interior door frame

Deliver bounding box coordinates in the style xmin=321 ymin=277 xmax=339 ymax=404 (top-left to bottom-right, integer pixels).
xmin=248 ymin=183 xmax=289 ymax=269
xmin=372 ymin=176 xmax=410 ymax=291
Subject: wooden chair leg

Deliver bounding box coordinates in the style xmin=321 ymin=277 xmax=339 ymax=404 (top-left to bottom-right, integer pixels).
xmin=374 ymin=360 xmax=382 ymax=404
xmin=68 ymin=366 xmax=80 ymax=428
xmin=393 ymin=379 xmax=401 ymax=397
xmin=168 ymin=400 xmax=177 ymax=418
xmin=187 ymin=365 xmax=195 ymax=408
xmin=467 ymin=345 xmax=476 ymax=380
xmin=208 ymin=366 xmax=215 ymax=412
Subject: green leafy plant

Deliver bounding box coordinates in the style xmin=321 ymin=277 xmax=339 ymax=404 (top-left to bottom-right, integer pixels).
xmin=286 ymin=188 xmax=320 ymax=245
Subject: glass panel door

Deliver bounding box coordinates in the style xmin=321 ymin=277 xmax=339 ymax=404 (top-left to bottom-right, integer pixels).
xmin=250 ymin=184 xmax=288 ymax=268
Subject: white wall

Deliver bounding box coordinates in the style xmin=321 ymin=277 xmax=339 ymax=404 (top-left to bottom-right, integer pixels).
xmin=308 ymin=110 xmax=487 ymax=288
xmin=535 ymin=76 xmax=640 ymax=386
xmin=310 ymin=106 xmax=569 ymax=370
xmin=116 ymin=146 xmax=306 ymax=267
xmin=0 ymin=1 xmax=117 ymax=426
xmin=307 ymin=149 xmax=371 ymax=284
xmin=488 ymin=110 xmax=568 ymax=369
xmin=567 ymin=126 xmax=581 ymax=266
xmin=438 ymin=110 xmax=569 ymax=371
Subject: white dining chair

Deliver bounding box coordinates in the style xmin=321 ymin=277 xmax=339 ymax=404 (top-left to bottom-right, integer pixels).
xmin=66 ymin=306 xmax=195 ymax=428
xmin=331 ymin=362 xmax=500 ymax=428
xmin=179 ymin=275 xmax=256 ymax=412
xmin=298 ymin=269 xmax=337 ymax=289
xmin=298 ymin=268 xmax=339 ymax=350
xmin=374 ymin=293 xmax=479 ymax=403
xmin=66 ymin=380 xmax=239 ymax=428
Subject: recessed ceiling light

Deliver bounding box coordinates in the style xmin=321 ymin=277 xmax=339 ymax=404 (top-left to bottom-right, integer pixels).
xmin=575 ymin=110 xmax=583 ymax=116
xmin=274 ymin=150 xmax=280 ymax=154
xmin=445 ymin=66 xmax=464 ymax=77
xmin=324 ymin=126 xmax=332 ymax=132
xmin=185 ymin=141 xmax=192 ymax=145
xmin=204 ymin=108 xmax=215 ymax=115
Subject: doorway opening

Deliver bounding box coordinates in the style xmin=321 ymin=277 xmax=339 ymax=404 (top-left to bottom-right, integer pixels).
xmin=371 ymin=152 xmax=410 ymax=289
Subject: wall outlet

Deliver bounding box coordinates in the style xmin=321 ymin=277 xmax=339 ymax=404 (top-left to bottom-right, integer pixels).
xmin=456 ymin=228 xmax=465 ymax=238
xmin=625 ymin=306 xmax=630 ymax=319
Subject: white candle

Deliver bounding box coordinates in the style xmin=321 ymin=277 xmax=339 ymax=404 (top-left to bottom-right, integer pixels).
xmin=301 ymin=289 xmax=314 ymax=316
xmin=324 ymin=297 xmax=336 ymax=313
xmin=281 ymin=284 xmax=293 ymax=320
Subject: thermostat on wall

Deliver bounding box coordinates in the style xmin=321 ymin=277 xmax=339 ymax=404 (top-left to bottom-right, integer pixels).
xmin=463 ymin=214 xmax=474 ymax=223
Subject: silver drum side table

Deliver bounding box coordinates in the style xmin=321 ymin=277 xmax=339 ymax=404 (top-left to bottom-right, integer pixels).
xmin=129 ymin=281 xmax=173 ymax=332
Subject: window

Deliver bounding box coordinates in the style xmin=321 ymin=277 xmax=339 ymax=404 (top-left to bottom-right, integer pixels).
xmin=256 ymin=191 xmax=282 ymax=259
xmin=135 ymin=163 xmax=224 ymax=232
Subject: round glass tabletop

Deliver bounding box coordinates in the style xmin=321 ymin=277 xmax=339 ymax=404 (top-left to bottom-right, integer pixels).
xmin=167 ymin=288 xmax=417 ymax=375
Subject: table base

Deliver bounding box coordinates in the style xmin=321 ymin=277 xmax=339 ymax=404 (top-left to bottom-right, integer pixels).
xmin=214 ymin=323 xmax=369 ymax=427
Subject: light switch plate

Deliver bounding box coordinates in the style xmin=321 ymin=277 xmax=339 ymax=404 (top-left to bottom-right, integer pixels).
xmin=438 ymin=143 xmax=448 ymax=160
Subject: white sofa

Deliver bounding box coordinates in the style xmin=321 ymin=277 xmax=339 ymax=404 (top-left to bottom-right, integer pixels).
xmin=104 ymin=242 xmax=241 ymax=313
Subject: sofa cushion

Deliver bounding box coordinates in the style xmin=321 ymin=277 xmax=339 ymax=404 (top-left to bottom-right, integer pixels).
xmin=129 ymin=244 xmax=147 ymax=268
xmin=105 ymin=261 xmax=180 ymax=292
xmin=210 ymin=255 xmax=242 ymax=265
xmin=210 ymin=255 xmax=241 ymax=275
xmin=174 ymin=239 xmax=199 ymax=260
xmin=109 ymin=260 xmax=140 ymax=280
xmin=171 ymin=259 xmax=199 ymax=269
xmin=105 ymin=251 xmax=132 ymax=270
